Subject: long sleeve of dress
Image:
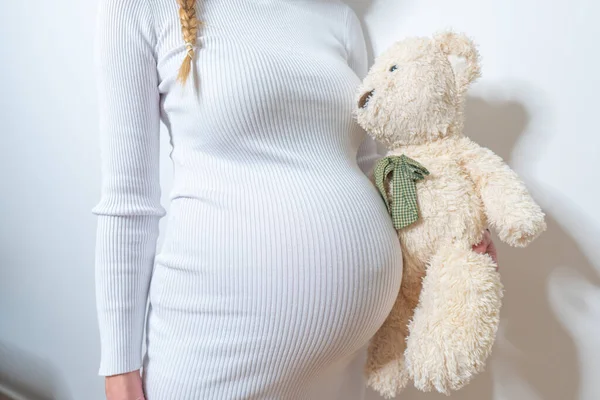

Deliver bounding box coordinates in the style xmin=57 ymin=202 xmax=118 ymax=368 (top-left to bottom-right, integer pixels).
xmin=91 ymin=0 xmax=166 ymax=376
xmin=345 ymin=7 xmax=385 ymax=177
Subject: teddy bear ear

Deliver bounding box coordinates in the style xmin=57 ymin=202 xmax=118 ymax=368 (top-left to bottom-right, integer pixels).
xmin=433 ymin=31 xmax=481 ymax=95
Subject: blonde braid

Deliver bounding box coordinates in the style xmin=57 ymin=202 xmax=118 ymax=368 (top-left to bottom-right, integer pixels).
xmin=176 ymin=0 xmax=200 ymax=85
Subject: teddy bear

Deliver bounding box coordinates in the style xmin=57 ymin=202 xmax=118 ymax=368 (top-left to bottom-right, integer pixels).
xmin=353 ymin=31 xmax=547 ymax=397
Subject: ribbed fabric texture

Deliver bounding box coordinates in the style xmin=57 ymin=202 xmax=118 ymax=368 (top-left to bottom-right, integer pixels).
xmin=92 ymin=0 xmax=403 ymax=398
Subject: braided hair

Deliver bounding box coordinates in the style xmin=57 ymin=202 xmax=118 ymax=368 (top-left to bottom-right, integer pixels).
xmin=176 ymin=0 xmax=199 ymax=85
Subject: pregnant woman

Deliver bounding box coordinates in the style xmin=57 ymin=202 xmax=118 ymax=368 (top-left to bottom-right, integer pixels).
xmin=92 ymin=0 xmax=497 ymax=399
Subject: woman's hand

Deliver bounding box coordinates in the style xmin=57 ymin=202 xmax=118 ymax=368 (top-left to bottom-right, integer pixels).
xmin=105 ymin=370 xmax=145 ymax=400
xmin=472 ymin=228 xmax=499 ymax=270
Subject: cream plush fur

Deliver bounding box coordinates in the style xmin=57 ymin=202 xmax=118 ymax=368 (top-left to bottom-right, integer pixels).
xmin=354 ymin=31 xmax=547 ymax=397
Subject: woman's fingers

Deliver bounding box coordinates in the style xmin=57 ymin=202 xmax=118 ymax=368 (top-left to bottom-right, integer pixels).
xmin=472 ymin=229 xmax=499 ymax=270
xmin=472 ymin=229 xmax=491 ymax=253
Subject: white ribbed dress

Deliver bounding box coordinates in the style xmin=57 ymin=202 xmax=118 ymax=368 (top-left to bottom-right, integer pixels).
xmin=91 ymin=0 xmax=403 ymax=398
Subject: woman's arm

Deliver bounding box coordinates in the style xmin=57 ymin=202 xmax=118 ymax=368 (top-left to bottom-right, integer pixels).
xmin=92 ymin=0 xmax=165 ymax=379
xmin=345 ymin=6 xmax=384 ymax=177
xmin=357 ymin=133 xmax=385 ymax=178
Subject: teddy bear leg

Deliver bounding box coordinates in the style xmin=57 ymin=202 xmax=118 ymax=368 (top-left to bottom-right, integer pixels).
xmin=365 ymin=294 xmax=411 ymax=398
xmin=365 ymin=270 xmax=422 ymax=399
xmin=404 ymin=245 xmax=503 ymax=394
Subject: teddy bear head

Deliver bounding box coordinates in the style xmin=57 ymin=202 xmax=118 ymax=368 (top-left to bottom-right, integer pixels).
xmin=354 ymin=31 xmax=481 ymax=148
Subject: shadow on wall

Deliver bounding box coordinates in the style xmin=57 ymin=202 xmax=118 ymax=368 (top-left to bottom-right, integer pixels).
xmin=0 ymin=341 xmax=72 ymax=400
xmin=365 ymin=91 xmax=599 ymax=399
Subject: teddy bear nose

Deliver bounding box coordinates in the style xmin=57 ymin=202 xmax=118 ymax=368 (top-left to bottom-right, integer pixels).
xmin=358 ymin=89 xmax=375 ymax=109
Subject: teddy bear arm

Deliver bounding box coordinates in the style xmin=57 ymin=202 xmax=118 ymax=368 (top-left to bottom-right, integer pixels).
xmin=458 ymin=139 xmax=546 ymax=247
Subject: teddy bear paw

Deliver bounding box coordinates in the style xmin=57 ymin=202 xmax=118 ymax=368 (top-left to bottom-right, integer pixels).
xmin=404 ymin=337 xmax=482 ymax=395
xmin=366 ymin=358 xmax=410 ymax=399
xmin=498 ymin=213 xmax=547 ymax=248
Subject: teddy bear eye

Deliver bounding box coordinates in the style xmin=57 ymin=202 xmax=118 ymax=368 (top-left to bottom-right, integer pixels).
xmin=389 ymin=65 xmax=398 ymax=72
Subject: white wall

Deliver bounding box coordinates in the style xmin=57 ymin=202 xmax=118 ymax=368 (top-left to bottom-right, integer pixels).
xmin=0 ymin=0 xmax=598 ymax=399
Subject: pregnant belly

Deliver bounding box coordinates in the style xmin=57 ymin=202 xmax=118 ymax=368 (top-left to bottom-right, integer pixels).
xmin=149 ymin=176 xmax=402 ymax=372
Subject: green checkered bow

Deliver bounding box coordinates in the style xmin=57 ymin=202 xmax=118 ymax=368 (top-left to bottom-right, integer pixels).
xmin=374 ymin=154 xmax=430 ymax=230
